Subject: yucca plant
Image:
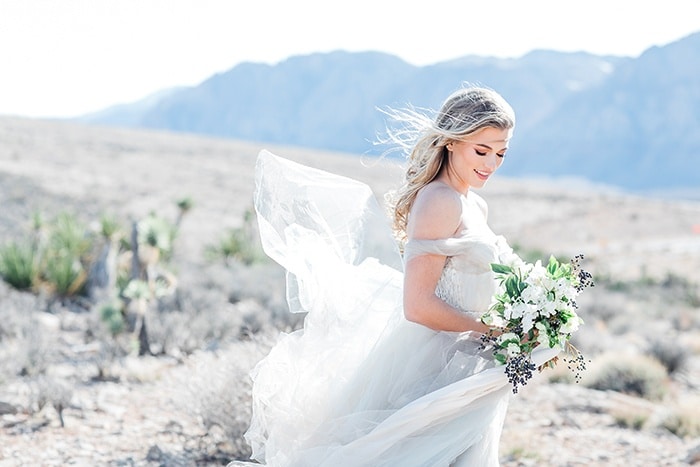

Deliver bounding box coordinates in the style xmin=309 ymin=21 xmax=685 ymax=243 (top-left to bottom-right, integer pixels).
xmin=206 ymin=208 xmax=266 ymax=266
xmin=138 ymin=214 xmax=175 ymax=262
xmin=48 ymin=213 xmax=91 ymax=255
xmin=0 ymin=240 xmax=39 ymax=290
xmin=41 ymin=213 xmax=93 ymax=296
xmin=44 ymin=253 xmax=87 ymax=296
xmin=99 ymin=300 xmax=125 ymax=336
xmin=99 ymin=214 xmax=122 ymax=240
xmin=175 ymin=197 xmax=194 ymax=230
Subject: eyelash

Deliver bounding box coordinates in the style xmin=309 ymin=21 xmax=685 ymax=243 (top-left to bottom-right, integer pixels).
xmin=475 ymin=150 xmax=506 ymax=158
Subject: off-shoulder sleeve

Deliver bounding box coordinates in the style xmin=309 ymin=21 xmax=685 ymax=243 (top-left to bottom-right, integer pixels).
xmin=403 ymin=233 xmax=501 ymax=266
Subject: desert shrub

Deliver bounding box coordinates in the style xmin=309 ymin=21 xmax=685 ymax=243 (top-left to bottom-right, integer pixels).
xmin=147 ymin=304 xmax=245 ymax=356
xmin=0 ymin=240 xmax=38 ymax=290
xmin=0 ymin=289 xmax=44 ymax=382
xmin=206 ymin=208 xmax=266 ymax=266
xmin=661 ymin=273 xmax=700 ymax=307
xmin=227 ymin=262 xmax=302 ymax=333
xmin=29 ymin=375 xmax=73 ymax=427
xmin=646 ymin=339 xmax=687 ymax=375
xmin=661 ymin=397 xmax=700 ymax=438
xmin=584 ymin=353 xmax=668 ymax=400
xmin=611 ymin=406 xmax=650 ymax=430
xmin=11 ymin=315 xmax=54 ymax=378
xmin=176 ymin=337 xmax=273 ymax=460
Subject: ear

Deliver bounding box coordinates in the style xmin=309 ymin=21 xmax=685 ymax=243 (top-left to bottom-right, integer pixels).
xmin=446 ymin=142 xmax=453 ymax=151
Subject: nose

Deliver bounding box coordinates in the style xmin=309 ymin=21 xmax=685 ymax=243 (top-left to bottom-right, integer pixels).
xmin=485 ymin=153 xmax=499 ymax=170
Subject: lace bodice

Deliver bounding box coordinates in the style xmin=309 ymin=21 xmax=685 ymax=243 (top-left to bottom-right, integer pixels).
xmin=403 ymin=191 xmax=515 ymax=317
xmin=405 ymin=233 xmax=514 ymax=317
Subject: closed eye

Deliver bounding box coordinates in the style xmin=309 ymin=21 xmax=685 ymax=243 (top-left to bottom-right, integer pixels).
xmin=475 ymin=149 xmax=487 ymax=156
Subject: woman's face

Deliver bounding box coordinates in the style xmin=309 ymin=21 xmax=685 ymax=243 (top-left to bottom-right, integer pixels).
xmin=445 ymin=126 xmax=512 ymax=191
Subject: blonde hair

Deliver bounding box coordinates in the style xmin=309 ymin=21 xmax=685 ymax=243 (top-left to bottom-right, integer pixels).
xmin=384 ymin=86 xmax=515 ymax=245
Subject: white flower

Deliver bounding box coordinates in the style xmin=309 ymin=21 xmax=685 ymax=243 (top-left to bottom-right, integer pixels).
xmin=503 ymin=302 xmax=525 ymax=320
xmin=560 ymin=315 xmax=583 ymax=334
xmin=506 ymin=342 xmax=521 ymax=357
xmin=554 ymin=278 xmax=576 ymax=300
xmin=526 ymin=260 xmax=546 ymax=281
xmin=520 ymin=285 xmax=540 ymax=304
xmin=536 ymin=329 xmax=550 ymax=346
xmin=497 ymin=333 xmax=520 ymax=345
xmin=539 ymin=300 xmax=557 ymax=317
xmin=521 ymin=312 xmax=536 ymax=334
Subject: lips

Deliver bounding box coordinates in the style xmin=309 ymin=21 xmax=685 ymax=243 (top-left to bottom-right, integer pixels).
xmin=474 ymin=169 xmax=491 ymax=180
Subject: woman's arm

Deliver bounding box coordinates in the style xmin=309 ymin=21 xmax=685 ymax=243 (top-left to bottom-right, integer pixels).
xmin=404 ymin=255 xmax=491 ymax=333
xmin=402 ymin=184 xmax=492 ymax=333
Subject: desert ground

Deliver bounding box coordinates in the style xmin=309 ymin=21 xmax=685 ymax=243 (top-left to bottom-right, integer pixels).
xmin=0 ymin=116 xmax=699 ymax=466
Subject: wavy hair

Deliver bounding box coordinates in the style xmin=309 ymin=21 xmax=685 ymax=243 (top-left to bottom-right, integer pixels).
xmin=383 ymin=86 xmax=515 ymax=245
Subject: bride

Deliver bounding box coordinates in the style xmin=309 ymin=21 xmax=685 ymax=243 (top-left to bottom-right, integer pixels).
xmin=237 ymin=86 xmax=559 ymax=466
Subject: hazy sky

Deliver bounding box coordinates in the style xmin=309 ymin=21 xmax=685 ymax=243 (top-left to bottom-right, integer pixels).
xmin=1 ymin=0 xmax=698 ymax=118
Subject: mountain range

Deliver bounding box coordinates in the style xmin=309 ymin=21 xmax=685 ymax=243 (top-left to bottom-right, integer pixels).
xmin=80 ymin=31 xmax=700 ymax=193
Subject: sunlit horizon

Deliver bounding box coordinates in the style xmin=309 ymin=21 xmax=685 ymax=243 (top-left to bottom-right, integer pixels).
xmin=1 ymin=0 xmax=698 ymax=118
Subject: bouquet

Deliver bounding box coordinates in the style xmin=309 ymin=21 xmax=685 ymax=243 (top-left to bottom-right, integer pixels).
xmin=480 ymin=254 xmax=594 ymax=393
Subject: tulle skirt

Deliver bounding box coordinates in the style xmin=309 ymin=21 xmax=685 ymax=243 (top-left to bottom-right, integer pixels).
xmin=242 ymin=151 xmax=559 ymax=466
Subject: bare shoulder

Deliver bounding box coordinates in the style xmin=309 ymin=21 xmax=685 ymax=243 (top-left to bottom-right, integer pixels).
xmin=408 ymin=182 xmax=462 ymax=240
xmin=469 ymin=191 xmax=489 ymax=219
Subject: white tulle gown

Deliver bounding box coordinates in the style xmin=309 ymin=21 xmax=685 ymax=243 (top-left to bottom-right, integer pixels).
xmin=241 ymin=150 xmax=558 ymax=467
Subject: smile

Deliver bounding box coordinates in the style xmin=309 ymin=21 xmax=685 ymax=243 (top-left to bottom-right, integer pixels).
xmin=474 ymin=169 xmax=491 ymax=179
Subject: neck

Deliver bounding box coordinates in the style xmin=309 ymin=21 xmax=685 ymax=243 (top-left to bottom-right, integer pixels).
xmin=439 ymin=168 xmax=469 ymax=195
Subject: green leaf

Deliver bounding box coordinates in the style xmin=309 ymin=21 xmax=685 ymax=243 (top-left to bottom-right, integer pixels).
xmin=491 ymin=263 xmax=513 ymax=275
xmin=494 ymin=353 xmax=507 ymax=365
xmin=505 ymin=275 xmax=521 ymax=298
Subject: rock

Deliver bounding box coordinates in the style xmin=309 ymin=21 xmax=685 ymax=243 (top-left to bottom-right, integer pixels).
xmin=687 ymin=444 xmax=700 ymax=464
xmin=146 ymin=444 xmax=163 ymax=461
xmin=0 ymin=401 xmax=17 ymax=415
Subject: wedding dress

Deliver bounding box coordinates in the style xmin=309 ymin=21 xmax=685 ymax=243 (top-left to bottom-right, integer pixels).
xmin=241 ymin=150 xmax=559 ymax=467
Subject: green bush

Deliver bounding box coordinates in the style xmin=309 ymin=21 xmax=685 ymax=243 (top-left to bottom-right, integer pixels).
xmin=207 ymin=228 xmax=265 ymax=266
xmin=41 ymin=213 xmax=92 ymax=296
xmin=0 ymin=241 xmax=38 ymax=290
xmin=99 ymin=301 xmax=125 ymax=336
xmin=206 ymin=208 xmax=266 ymax=266
xmin=44 ymin=253 xmax=87 ymax=296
